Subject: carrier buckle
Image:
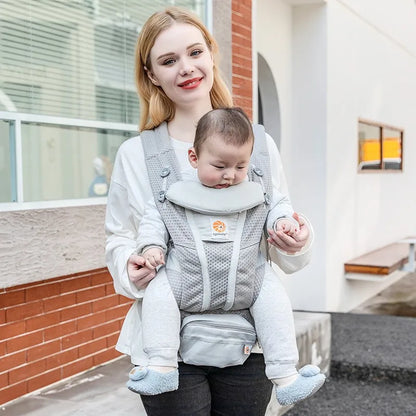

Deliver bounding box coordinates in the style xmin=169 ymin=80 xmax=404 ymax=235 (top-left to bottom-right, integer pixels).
xmin=158 ymin=190 xmax=166 ymax=202
xmin=264 ymin=193 xmax=271 ymax=205
xmin=253 ymin=167 xmax=264 ymax=177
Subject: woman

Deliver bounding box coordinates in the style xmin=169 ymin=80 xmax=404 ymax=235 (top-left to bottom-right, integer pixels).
xmin=105 ymin=6 xmax=313 ymax=416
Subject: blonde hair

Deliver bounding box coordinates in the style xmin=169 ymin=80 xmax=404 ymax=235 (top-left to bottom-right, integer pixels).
xmin=135 ymin=6 xmax=233 ymax=131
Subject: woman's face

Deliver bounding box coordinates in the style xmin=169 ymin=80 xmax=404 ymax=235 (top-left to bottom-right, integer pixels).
xmin=147 ymin=23 xmax=214 ymax=110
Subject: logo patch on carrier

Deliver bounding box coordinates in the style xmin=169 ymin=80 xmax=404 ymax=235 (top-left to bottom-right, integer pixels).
xmin=211 ymin=219 xmax=228 ymax=237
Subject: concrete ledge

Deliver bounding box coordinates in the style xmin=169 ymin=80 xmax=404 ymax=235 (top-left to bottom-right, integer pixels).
xmin=330 ymin=312 xmax=416 ymax=385
xmin=266 ymin=311 xmax=331 ymax=415
xmin=284 ymin=312 xmax=416 ymax=415
xmin=283 ymin=377 xmax=416 ymax=416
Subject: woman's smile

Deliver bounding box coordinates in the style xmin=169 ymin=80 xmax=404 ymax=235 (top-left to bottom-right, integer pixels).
xmin=178 ymin=77 xmax=203 ymax=89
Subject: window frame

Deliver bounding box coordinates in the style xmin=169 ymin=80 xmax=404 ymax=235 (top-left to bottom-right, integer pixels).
xmin=0 ymin=111 xmax=137 ymax=211
xmin=358 ymin=118 xmax=404 ymax=173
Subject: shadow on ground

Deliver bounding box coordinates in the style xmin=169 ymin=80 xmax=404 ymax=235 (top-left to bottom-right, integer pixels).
xmin=351 ymin=272 xmax=416 ymax=317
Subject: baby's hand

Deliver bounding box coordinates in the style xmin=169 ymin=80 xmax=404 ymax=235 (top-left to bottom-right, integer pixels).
xmin=274 ymin=218 xmax=299 ymax=237
xmin=142 ymin=247 xmax=165 ymax=269
xmin=267 ymin=212 xmax=309 ymax=254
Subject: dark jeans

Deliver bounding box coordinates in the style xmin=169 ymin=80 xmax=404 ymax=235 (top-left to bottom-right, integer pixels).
xmin=140 ymin=354 xmax=273 ymax=416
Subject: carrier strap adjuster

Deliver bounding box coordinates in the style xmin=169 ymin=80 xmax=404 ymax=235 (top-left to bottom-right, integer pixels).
xmin=158 ymin=190 xmax=166 ymax=202
xmin=264 ymin=193 xmax=272 ymax=205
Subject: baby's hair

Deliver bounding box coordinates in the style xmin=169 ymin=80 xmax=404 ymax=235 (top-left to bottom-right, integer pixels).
xmin=194 ymin=107 xmax=254 ymax=155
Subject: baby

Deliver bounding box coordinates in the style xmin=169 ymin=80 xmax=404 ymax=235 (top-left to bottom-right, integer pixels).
xmin=128 ymin=107 xmax=325 ymax=406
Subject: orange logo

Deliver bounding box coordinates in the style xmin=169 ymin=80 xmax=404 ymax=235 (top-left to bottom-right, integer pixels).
xmin=212 ymin=220 xmax=226 ymax=233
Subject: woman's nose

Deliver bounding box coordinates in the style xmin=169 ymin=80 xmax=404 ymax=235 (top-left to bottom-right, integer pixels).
xmin=179 ymin=59 xmax=194 ymax=76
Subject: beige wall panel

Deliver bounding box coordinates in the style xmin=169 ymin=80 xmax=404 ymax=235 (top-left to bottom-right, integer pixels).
xmin=0 ymin=206 xmax=106 ymax=288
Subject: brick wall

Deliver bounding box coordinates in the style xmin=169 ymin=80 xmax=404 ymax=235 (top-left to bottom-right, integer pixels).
xmin=232 ymin=0 xmax=253 ymax=118
xmin=0 ymin=268 xmax=133 ymax=405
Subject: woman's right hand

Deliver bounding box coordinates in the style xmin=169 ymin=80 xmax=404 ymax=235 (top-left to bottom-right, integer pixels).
xmin=127 ymin=254 xmax=157 ymax=289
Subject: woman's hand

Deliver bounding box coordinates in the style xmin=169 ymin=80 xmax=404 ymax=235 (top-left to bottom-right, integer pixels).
xmin=127 ymin=254 xmax=157 ymax=290
xmin=267 ymin=212 xmax=310 ymax=254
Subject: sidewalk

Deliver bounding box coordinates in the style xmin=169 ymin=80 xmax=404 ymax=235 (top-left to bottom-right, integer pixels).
xmin=286 ymin=312 xmax=416 ymax=416
xmin=286 ymin=273 xmax=416 ymax=416
xmin=0 ymin=356 xmax=146 ymax=416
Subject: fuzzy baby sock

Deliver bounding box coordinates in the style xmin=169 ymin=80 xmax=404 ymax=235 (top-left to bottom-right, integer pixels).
xmin=273 ymin=365 xmax=326 ymax=406
xmin=127 ymin=366 xmax=179 ymax=395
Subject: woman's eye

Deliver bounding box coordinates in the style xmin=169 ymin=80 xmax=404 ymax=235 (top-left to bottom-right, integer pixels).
xmin=190 ymin=49 xmax=203 ymax=57
xmin=162 ymin=58 xmax=175 ymax=65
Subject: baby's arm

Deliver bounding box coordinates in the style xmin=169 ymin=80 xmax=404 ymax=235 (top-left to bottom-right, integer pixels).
xmin=133 ymin=197 xmax=169 ymax=284
xmin=266 ymin=187 xmax=300 ymax=241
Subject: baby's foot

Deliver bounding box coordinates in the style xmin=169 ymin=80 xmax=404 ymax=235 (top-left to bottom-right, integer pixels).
xmin=275 ymin=365 xmax=326 ymax=406
xmin=127 ymin=366 xmax=179 ymax=395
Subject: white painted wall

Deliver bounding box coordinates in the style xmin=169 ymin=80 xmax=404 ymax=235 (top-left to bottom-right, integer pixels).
xmin=256 ymin=0 xmax=328 ymax=311
xmin=256 ymin=0 xmax=293 ymax=158
xmin=256 ymin=0 xmax=416 ymax=312
xmin=286 ymin=3 xmax=328 ymax=311
xmin=326 ymin=0 xmax=416 ymax=310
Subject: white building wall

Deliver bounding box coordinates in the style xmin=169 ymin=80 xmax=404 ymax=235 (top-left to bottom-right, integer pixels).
xmin=287 ymin=3 xmax=328 ymax=312
xmin=256 ymin=0 xmax=328 ymax=311
xmin=255 ymin=0 xmax=293 ymax=156
xmin=256 ymin=0 xmax=416 ymax=312
xmin=326 ymin=0 xmax=416 ymax=311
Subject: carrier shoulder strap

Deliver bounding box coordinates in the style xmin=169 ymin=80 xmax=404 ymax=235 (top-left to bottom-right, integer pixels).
xmin=140 ymin=122 xmax=182 ymax=206
xmin=250 ymin=124 xmax=273 ymax=202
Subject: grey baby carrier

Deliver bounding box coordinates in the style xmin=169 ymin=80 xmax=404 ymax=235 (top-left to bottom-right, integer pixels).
xmin=141 ymin=122 xmax=273 ymax=367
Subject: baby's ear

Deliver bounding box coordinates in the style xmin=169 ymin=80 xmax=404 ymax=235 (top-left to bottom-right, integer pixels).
xmin=188 ymin=147 xmax=198 ymax=168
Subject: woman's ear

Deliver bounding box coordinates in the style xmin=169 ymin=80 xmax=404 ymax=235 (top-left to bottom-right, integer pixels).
xmin=188 ymin=148 xmax=198 ymax=168
xmin=144 ymin=66 xmax=160 ymax=86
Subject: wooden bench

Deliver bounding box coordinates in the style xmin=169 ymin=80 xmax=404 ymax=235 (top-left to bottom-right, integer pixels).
xmin=345 ymin=237 xmax=416 ymax=281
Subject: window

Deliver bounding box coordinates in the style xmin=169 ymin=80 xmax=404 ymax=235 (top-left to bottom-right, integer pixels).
xmin=1 ymin=115 xmax=138 ymax=203
xmin=0 ymin=0 xmax=208 ymax=206
xmin=358 ymin=119 xmax=403 ymax=171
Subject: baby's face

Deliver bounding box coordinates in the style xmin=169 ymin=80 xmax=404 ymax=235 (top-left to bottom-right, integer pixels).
xmin=189 ymin=134 xmax=252 ymax=188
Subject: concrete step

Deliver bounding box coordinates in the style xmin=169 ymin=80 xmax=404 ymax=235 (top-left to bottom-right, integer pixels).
xmin=285 ymin=377 xmax=416 ymax=416
xmin=330 ymin=312 xmax=416 ymax=385
xmin=286 ymin=312 xmax=416 ymax=416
